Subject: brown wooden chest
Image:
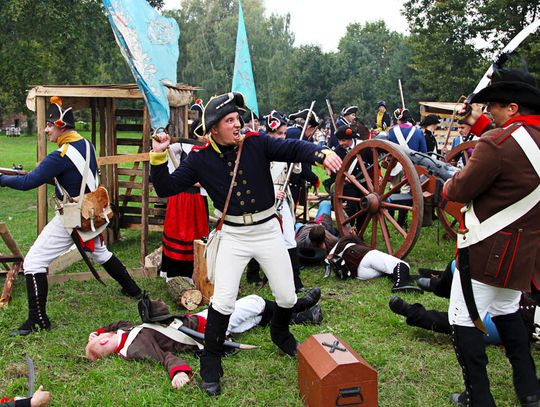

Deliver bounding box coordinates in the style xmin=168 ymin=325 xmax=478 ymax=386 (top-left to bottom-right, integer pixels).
xmin=298 ymin=333 xmax=378 ymax=407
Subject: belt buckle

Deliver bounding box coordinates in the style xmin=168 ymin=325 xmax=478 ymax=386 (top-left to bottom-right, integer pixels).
xmin=243 ymin=213 xmax=254 ymax=225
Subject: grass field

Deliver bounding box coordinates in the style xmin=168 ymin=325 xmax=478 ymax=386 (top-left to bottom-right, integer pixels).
xmin=0 ymin=133 xmax=530 ymax=406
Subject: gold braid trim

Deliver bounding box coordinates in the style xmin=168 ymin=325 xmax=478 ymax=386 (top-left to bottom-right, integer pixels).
xmin=314 ymin=148 xmax=335 ymax=167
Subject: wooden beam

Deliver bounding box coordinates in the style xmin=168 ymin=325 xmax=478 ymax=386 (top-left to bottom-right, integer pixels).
xmin=97 ymin=152 xmax=149 ymax=166
xmin=140 ymin=107 xmax=150 ymax=266
xmin=47 ymin=267 xmax=150 ymax=285
xmin=36 ymin=96 xmax=48 ymax=234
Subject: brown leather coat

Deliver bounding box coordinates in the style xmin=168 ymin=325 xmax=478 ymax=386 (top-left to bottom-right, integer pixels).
xmin=445 ymin=118 xmax=540 ymax=291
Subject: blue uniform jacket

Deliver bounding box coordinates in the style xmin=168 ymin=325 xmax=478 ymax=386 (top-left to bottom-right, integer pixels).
xmin=0 ymin=137 xmax=98 ymax=199
xmin=388 ymin=125 xmax=427 ymax=153
xmin=150 ymin=133 xmax=327 ymax=216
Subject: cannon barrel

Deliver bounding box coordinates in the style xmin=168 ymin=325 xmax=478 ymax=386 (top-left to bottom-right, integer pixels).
xmin=405 ymin=150 xmax=458 ymax=181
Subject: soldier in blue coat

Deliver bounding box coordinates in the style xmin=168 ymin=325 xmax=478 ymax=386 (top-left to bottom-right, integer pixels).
xmin=0 ymin=97 xmax=141 ymax=336
xmin=150 ymin=92 xmax=342 ymax=396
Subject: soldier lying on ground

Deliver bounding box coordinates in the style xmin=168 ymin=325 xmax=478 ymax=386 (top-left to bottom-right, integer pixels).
xmin=325 ymin=234 xmax=421 ymax=293
xmin=85 ymin=290 xmax=322 ymax=389
xmin=389 ymin=260 xmax=540 ymax=345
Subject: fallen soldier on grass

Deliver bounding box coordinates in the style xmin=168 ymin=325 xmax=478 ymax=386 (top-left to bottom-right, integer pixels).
xmin=85 ymin=290 xmax=322 ymax=389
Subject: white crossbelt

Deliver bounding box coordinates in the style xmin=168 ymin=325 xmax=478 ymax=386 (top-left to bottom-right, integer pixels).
xmin=215 ymin=206 xmax=276 ymax=225
xmin=60 ymin=141 xmax=98 ymax=191
xmin=458 ymin=126 xmax=540 ymax=249
xmin=118 ymin=320 xmax=203 ymax=358
xmin=391 ymin=126 xmax=416 ymax=176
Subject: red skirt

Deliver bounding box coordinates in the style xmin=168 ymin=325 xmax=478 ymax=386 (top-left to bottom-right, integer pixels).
xmin=162 ymin=192 xmax=208 ymax=262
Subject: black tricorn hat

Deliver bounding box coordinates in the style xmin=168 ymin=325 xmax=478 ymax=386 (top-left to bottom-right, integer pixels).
xmin=289 ymin=108 xmax=321 ymax=127
xmin=200 ymin=92 xmax=246 ymax=135
xmin=335 ymin=125 xmax=356 ymax=140
xmin=341 ymin=106 xmax=358 ymax=116
xmin=419 ymin=114 xmax=440 ymax=127
xmin=47 ymin=96 xmax=75 ymax=129
xmin=471 ymin=67 xmax=540 ymax=110
xmin=297 ymin=247 xmax=327 ymax=266
xmin=265 ymin=110 xmax=287 ymax=131
xmin=138 ymin=294 xmax=175 ymax=324
xmin=377 ymin=100 xmax=387 ymax=108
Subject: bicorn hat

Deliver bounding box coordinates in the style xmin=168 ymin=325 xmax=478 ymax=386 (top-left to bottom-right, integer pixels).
xmin=200 ymin=92 xmax=246 ymax=135
xmin=289 ymin=108 xmax=321 ymax=128
xmin=394 ymin=107 xmax=414 ymax=123
xmin=190 ymin=98 xmax=204 ymax=118
xmin=264 ymin=110 xmax=287 ymax=131
xmin=47 ymin=96 xmax=75 ymax=129
xmin=471 ymin=61 xmax=540 ymax=110
xmin=341 ymin=106 xmax=358 ymax=116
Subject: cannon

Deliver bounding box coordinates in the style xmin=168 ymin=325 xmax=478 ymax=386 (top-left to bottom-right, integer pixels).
xmin=333 ymin=138 xmax=477 ymax=258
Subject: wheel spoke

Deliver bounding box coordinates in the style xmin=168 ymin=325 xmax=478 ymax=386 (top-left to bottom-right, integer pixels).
xmin=358 ymin=213 xmax=372 ymax=238
xmin=344 ymin=172 xmax=370 ymax=195
xmin=337 ymin=194 xmax=364 ymax=203
xmin=342 ymin=208 xmax=368 ymax=225
xmin=381 ymin=177 xmax=408 ymax=200
xmin=357 ymin=153 xmax=374 ymax=192
xmin=379 ymin=156 xmax=396 ymax=192
xmin=378 ymin=213 xmax=393 ymax=254
xmin=372 ymin=148 xmax=380 ymax=193
xmin=382 ymin=208 xmax=408 ymax=238
xmin=371 ymin=214 xmax=377 ymax=247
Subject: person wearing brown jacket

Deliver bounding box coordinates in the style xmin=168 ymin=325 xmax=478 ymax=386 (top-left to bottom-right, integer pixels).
xmin=442 ymin=59 xmax=540 ymax=407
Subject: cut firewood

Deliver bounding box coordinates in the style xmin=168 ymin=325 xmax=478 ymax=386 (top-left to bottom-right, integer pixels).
xmin=166 ymin=276 xmax=202 ymax=311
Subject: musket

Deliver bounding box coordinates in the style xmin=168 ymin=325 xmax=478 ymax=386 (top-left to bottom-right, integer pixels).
xmin=325 ymin=99 xmax=337 ymax=133
xmin=178 ymin=325 xmax=259 ymax=350
xmin=275 ymin=100 xmax=316 ymax=211
xmin=0 ymin=167 xmax=28 ymax=176
xmin=398 ymin=79 xmax=406 ymax=109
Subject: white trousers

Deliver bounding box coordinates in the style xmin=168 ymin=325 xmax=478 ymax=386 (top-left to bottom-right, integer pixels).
xmin=23 ymin=214 xmax=113 ymax=275
xmin=448 ymin=268 xmax=521 ymax=327
xmin=197 ymin=294 xmax=266 ymax=335
xmin=279 ymin=199 xmax=296 ymax=249
xmin=355 ymin=249 xmax=404 ymax=280
xmin=211 ymin=217 xmax=296 ymax=315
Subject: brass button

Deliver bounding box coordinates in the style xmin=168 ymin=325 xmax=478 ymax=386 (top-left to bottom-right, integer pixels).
xmin=229 ymin=171 xmax=233 ymax=176
xmin=246 ymin=190 xmax=251 ymax=195
xmin=243 ymin=180 xmax=247 ymax=185
xmin=234 ymin=182 xmax=238 ymax=186
xmin=228 ymin=162 xmax=232 ymax=166
xmin=251 ymin=199 xmax=256 ymax=204
xmin=239 ymin=169 xmax=243 ymax=175
xmin=240 ymin=201 xmax=245 ymax=206
xmin=236 ymin=191 xmax=241 ymax=196
xmin=219 ymin=154 xmax=224 ymax=158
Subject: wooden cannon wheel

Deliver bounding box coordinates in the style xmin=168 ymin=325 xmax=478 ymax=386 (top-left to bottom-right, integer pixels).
xmin=333 ymin=139 xmax=424 ymax=259
xmin=436 ymin=140 xmax=478 ymax=238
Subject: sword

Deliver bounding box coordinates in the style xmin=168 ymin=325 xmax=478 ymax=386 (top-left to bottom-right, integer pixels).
xmin=177 ymin=325 xmax=259 ymax=350
xmin=70 ymin=231 xmax=106 ymax=286
xmin=26 ymin=356 xmax=35 ymax=397
xmin=457 ymin=247 xmax=486 ymax=333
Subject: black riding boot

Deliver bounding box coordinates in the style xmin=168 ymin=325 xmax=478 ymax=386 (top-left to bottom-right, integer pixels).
xmin=10 ymin=273 xmax=51 ymax=336
xmin=200 ymin=305 xmax=230 ymax=396
xmin=270 ymin=305 xmax=298 ymax=356
xmin=102 ymin=255 xmax=142 ymax=298
xmin=292 ymin=305 xmax=323 ymax=325
xmin=492 ymin=312 xmax=540 ymax=405
xmin=292 ymin=288 xmax=321 ymax=313
xmin=288 ymin=248 xmax=304 ymax=292
xmin=389 ymin=296 xmax=451 ymax=334
xmin=391 ymin=262 xmax=422 ymax=293
xmin=450 ymin=325 xmax=496 ymax=407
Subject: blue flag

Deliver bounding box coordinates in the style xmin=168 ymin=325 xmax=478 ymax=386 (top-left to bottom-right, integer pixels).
xmin=232 ymin=0 xmax=259 ymax=117
xmin=102 ymin=0 xmax=180 ymax=130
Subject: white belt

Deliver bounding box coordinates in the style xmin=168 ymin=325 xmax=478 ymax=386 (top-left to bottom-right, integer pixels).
xmin=215 ymin=206 xmax=276 ymax=226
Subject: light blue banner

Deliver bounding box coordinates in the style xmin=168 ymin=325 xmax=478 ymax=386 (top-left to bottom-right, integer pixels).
xmin=232 ymin=0 xmax=259 ymax=117
xmin=103 ymin=0 xmax=180 ymax=130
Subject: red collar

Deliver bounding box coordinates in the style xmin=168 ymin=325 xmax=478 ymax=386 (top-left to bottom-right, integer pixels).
xmin=114 ymin=331 xmax=128 ymax=354
xmin=503 ymin=115 xmax=540 ymax=127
